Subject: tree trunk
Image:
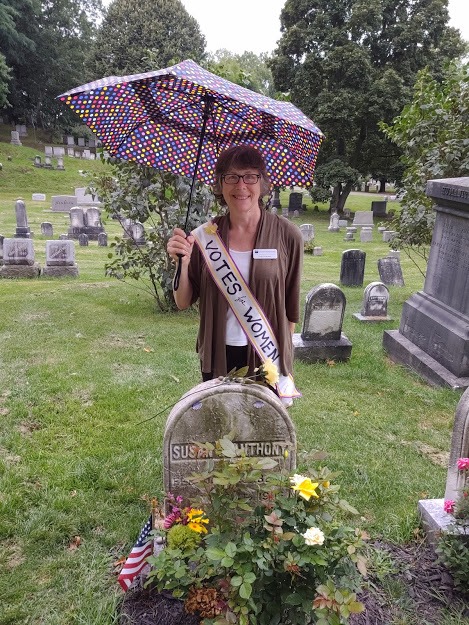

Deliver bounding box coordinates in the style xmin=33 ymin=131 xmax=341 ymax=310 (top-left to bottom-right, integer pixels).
xmin=379 ymin=179 xmax=386 ymax=193
xmin=330 ymin=183 xmax=353 ymax=213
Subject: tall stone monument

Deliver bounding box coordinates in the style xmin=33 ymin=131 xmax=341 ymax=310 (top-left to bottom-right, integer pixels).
xmin=383 ymin=177 xmax=469 ymax=389
xmin=14 ymin=199 xmax=32 ymax=239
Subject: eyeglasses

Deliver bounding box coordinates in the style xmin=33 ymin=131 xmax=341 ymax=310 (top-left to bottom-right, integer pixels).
xmin=221 ymin=173 xmax=261 ymax=185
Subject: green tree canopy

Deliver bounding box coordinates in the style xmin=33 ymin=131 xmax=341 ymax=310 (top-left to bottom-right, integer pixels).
xmin=1 ymin=0 xmax=103 ymax=129
xmin=87 ymin=0 xmax=206 ymax=78
xmin=270 ymin=0 xmax=466 ymax=210
xmin=206 ymin=50 xmax=276 ymax=97
xmin=381 ymin=61 xmax=469 ymax=274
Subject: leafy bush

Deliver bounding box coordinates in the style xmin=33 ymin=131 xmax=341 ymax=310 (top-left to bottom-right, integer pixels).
xmin=88 ymin=156 xmax=211 ymax=310
xmin=146 ymin=437 xmax=367 ymax=625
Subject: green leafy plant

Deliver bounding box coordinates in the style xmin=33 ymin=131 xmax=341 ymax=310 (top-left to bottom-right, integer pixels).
xmin=88 ymin=156 xmax=211 ymax=311
xmin=146 ymin=437 xmax=367 ymax=625
xmin=438 ymin=458 xmax=469 ymax=593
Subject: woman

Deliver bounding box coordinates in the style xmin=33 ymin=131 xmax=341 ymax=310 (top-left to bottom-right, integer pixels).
xmin=167 ymin=145 xmax=303 ymax=402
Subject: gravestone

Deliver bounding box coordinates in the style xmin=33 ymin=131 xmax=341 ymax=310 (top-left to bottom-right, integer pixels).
xmin=17 ymin=124 xmax=27 ymax=137
xmin=123 ymin=220 xmax=145 ymax=245
xmin=299 ymin=224 xmax=315 ymax=242
xmin=340 ymin=249 xmax=366 ymax=287
xmin=352 ymin=211 xmax=374 ymax=228
xmin=388 ymin=250 xmax=400 ymax=259
xmin=51 ymin=195 xmax=77 ymax=212
xmin=70 ymin=207 xmax=85 ymax=230
xmin=75 ymin=187 xmax=102 ymax=206
xmin=53 ymin=146 xmax=65 ymax=157
xmin=418 ymin=386 xmax=469 ymax=545
xmin=338 ymin=219 xmax=348 ymax=228
xmin=42 ymin=240 xmax=79 ymax=277
xmin=328 ymin=212 xmax=340 ymax=232
xmin=382 ymin=230 xmax=396 ymax=242
xmin=282 ymin=207 xmax=289 ymax=218
xmin=44 ymin=156 xmax=53 ymax=169
xmin=371 ymin=201 xmax=387 ymax=217
xmin=288 ymin=192 xmax=303 ymax=213
xmin=293 ymin=283 xmax=352 ymax=363
xmin=359 ymin=227 xmax=373 ymax=243
xmin=10 ymin=131 xmax=22 ymax=146
xmin=378 ymin=257 xmax=405 ymax=286
xmin=56 ymin=157 xmax=65 ymax=171
xmin=78 ymin=233 xmax=89 ymax=246
xmin=67 ymin=147 xmax=75 ymax=157
xmin=77 ymin=137 xmax=85 ymax=147
xmin=34 ymin=155 xmax=42 ymax=167
xmin=41 ymin=222 xmax=53 ymax=237
xmin=88 ymin=138 xmax=96 ymax=148
xmin=59 ymin=234 xmax=69 ymax=240
xmin=353 ymin=282 xmax=391 ymax=322
xmin=83 ymin=149 xmax=91 ymax=160
xmin=32 ymin=193 xmax=46 ymax=202
xmin=98 ymin=232 xmax=108 ymax=247
xmin=44 ymin=146 xmax=53 ymax=156
xmin=313 ymin=247 xmax=323 ymax=256
xmin=272 ymin=189 xmax=281 ymax=209
xmin=67 ymin=136 xmax=75 ymax=146
xmin=14 ymin=199 xmax=32 ymax=239
xmin=0 ymin=238 xmax=40 ymax=278
xmin=384 ymin=177 xmax=469 ymax=388
xmin=163 ymin=380 xmax=296 ymax=505
xmin=0 ymin=234 xmax=4 ymax=264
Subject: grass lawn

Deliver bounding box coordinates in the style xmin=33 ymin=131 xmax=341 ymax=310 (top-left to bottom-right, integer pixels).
xmin=0 ymin=132 xmax=467 ymax=624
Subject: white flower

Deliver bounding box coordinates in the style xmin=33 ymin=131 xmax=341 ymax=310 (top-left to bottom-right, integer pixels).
xmin=290 ymin=474 xmax=306 ymax=487
xmin=302 ymin=527 xmax=325 ymax=546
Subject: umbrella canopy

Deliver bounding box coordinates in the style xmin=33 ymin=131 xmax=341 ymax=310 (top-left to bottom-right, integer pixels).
xmin=58 ymin=59 xmax=324 ymax=188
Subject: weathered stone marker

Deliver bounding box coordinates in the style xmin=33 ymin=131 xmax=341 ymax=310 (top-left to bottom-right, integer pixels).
xmin=340 ymin=249 xmax=366 ymax=287
xmin=378 ymin=256 xmax=404 ymax=286
xmin=0 ymin=238 xmax=40 ymax=278
xmin=163 ymin=380 xmax=296 ymax=504
xmin=353 ymin=282 xmax=391 ymax=322
xmin=42 ymin=240 xmax=79 ymax=277
xmin=384 ymin=177 xmax=469 ymax=389
xmin=293 ymin=283 xmax=352 ymax=363
xmin=418 ymin=386 xmax=469 ymax=545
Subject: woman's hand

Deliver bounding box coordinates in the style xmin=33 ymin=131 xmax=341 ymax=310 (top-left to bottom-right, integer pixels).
xmin=167 ymin=227 xmax=195 ymax=267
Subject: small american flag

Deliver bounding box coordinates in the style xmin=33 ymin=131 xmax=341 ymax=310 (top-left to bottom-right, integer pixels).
xmin=118 ymin=515 xmax=153 ymax=591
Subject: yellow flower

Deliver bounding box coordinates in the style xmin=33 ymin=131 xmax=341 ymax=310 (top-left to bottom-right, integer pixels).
xmin=204 ymin=222 xmax=218 ymax=234
xmin=260 ymin=358 xmax=279 ymax=387
xmin=322 ymin=481 xmax=330 ymax=489
xmin=186 ymin=508 xmax=209 ymax=534
xmin=302 ymin=526 xmax=325 ymax=546
xmin=290 ymin=474 xmax=319 ymax=501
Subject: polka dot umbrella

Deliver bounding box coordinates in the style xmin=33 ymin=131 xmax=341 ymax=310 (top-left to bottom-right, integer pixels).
xmin=58 ymin=58 xmax=324 ymax=191
xmin=58 ymin=59 xmax=324 ymax=286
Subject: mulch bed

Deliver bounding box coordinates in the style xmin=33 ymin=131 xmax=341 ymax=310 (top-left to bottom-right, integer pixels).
xmin=119 ymin=539 xmax=469 ymax=625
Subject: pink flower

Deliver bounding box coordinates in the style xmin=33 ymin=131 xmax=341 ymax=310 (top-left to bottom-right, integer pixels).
xmin=444 ymin=499 xmax=455 ymax=514
xmin=457 ymin=457 xmax=469 ymax=471
xmin=163 ymin=508 xmax=182 ymax=529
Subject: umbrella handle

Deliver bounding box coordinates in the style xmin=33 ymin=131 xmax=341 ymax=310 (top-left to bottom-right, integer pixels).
xmin=173 ymin=253 xmax=183 ymax=291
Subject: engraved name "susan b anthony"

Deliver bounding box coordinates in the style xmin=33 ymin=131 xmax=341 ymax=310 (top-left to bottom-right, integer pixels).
xmin=171 ymin=440 xmax=291 ymax=461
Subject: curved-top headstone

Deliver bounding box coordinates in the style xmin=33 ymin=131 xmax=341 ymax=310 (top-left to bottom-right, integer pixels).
xmin=444 ymin=387 xmax=469 ymax=503
xmin=164 ymin=380 xmax=296 ymax=504
xmin=301 ymin=283 xmax=346 ymax=341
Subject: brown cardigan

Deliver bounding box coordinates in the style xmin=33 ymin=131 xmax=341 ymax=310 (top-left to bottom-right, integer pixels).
xmin=188 ymin=209 xmax=303 ymax=377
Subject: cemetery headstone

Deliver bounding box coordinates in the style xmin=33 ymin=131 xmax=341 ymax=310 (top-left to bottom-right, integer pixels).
xmin=41 ymin=222 xmax=53 ymax=237
xmin=56 ymin=157 xmax=65 ymax=170
xmin=371 ymin=201 xmax=387 ymax=217
xmin=388 ymin=250 xmax=400 ymax=259
xmin=44 ymin=146 xmax=53 ymax=156
xmin=67 ymin=147 xmax=75 ymax=157
xmin=34 ymin=155 xmax=42 ymax=167
xmin=67 ymin=136 xmax=75 ymax=146
xmin=384 ymin=177 xmax=469 ymax=388
xmin=18 ymin=124 xmax=27 ymax=137
xmin=378 ymin=257 xmax=404 ymax=286
xmin=42 ymin=240 xmax=79 ymax=277
xmin=352 ymin=211 xmax=374 ymax=228
xmin=75 ymin=187 xmax=102 ymax=206
xmin=340 ymin=249 xmax=366 ymax=287
xmin=418 ymin=386 xmax=469 ymax=544
xmin=360 ymin=227 xmax=373 ymax=243
xmin=328 ymin=212 xmax=340 ymax=232
xmin=338 ymin=219 xmax=348 ymax=228
xmin=51 ymin=195 xmax=78 ymax=212
xmin=98 ymin=232 xmax=108 ymax=247
xmin=59 ymin=234 xmax=69 ymax=240
xmin=313 ymin=247 xmax=323 ymax=256
xmin=10 ymin=131 xmax=22 ymax=146
xmin=32 ymin=193 xmax=46 ymax=202
xmin=288 ymin=192 xmax=303 ymax=213
xmin=77 ymin=137 xmax=85 ymax=147
xmin=282 ymin=207 xmax=289 ymax=218
xmin=14 ymin=199 xmax=32 ymax=238
xmin=44 ymin=156 xmax=53 ymax=169
xmin=53 ymin=147 xmax=65 ymax=157
xmin=343 ymin=228 xmax=355 ymax=242
xmin=382 ymin=230 xmax=396 ymax=242
xmin=88 ymin=138 xmax=96 ymax=148
xmin=353 ymin=282 xmax=391 ymax=322
xmin=163 ymin=380 xmax=296 ymax=504
xmin=0 ymin=234 xmax=4 ymax=264
xmin=299 ymin=224 xmax=315 ymax=242
xmin=78 ymin=233 xmax=89 ymax=246
xmin=0 ymin=238 xmax=40 ymax=278
xmin=293 ymin=283 xmax=352 ymax=362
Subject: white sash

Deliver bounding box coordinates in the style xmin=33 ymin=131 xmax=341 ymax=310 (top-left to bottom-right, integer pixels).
xmin=191 ymin=222 xmax=301 ymax=399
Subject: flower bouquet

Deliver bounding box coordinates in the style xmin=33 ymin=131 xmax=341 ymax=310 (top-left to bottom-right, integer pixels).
xmin=146 ymin=437 xmax=367 ymax=625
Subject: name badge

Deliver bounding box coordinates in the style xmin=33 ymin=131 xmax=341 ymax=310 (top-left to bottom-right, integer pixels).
xmin=253 ymin=248 xmax=278 ymax=260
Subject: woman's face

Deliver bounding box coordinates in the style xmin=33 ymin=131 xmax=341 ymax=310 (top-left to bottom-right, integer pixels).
xmin=221 ymin=167 xmax=261 ymax=216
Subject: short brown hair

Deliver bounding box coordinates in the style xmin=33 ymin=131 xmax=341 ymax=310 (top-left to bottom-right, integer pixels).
xmin=212 ymin=145 xmax=271 ymax=208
